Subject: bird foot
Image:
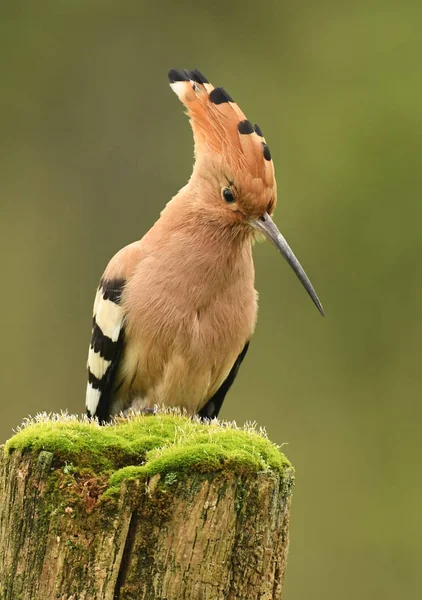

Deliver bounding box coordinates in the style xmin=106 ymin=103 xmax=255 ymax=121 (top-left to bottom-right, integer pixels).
xmin=121 ymin=406 xmax=156 ymax=419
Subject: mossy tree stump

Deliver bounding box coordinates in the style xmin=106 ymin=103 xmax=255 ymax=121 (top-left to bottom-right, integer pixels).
xmin=0 ymin=413 xmax=294 ymax=600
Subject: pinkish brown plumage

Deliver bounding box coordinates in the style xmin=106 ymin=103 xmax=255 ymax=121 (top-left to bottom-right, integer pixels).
xmin=86 ymin=69 xmax=323 ymax=422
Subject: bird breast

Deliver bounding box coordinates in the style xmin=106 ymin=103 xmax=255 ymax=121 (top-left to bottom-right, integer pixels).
xmin=119 ymin=237 xmax=257 ymax=413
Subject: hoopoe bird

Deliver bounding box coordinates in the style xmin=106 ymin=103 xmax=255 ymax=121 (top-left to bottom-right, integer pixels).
xmin=86 ymin=69 xmax=324 ymax=423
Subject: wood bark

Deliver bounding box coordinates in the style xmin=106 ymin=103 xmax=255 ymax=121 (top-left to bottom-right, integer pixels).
xmin=0 ymin=444 xmax=293 ymax=599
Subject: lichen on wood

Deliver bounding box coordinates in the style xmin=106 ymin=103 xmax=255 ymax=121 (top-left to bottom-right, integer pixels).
xmin=0 ymin=412 xmax=294 ymax=599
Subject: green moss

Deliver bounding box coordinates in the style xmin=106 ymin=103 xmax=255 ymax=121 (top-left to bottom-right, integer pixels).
xmin=164 ymin=472 xmax=178 ymax=486
xmin=105 ymin=465 xmax=146 ymax=497
xmin=5 ymin=413 xmax=291 ymax=496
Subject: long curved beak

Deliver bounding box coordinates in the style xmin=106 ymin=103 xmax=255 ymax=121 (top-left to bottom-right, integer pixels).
xmin=250 ymin=213 xmax=325 ymax=316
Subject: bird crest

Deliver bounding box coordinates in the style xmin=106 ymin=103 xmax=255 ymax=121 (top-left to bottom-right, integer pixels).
xmin=168 ymin=69 xmax=275 ymax=195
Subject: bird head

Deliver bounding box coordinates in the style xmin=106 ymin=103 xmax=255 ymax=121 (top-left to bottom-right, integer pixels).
xmin=169 ymin=69 xmax=324 ymax=316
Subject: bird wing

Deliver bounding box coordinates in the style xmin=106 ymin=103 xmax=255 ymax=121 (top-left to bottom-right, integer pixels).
xmin=86 ymin=277 xmax=126 ymax=422
xmin=198 ymin=342 xmax=250 ymax=420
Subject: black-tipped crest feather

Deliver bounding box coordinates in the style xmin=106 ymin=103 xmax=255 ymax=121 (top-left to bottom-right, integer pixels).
xmin=209 ymin=87 xmax=234 ymax=104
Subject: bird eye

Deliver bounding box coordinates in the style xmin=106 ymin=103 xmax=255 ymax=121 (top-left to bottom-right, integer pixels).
xmin=222 ymin=187 xmax=235 ymax=203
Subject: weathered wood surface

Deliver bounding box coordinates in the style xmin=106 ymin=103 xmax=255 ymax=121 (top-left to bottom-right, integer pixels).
xmin=0 ymin=416 xmax=293 ymax=599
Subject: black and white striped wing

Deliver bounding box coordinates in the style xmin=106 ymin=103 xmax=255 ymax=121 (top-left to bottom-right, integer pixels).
xmin=86 ymin=278 xmax=125 ymax=423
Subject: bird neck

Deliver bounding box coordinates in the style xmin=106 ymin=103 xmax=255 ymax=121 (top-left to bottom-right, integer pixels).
xmin=164 ymin=188 xmax=252 ymax=250
xmin=155 ymin=188 xmax=255 ymax=296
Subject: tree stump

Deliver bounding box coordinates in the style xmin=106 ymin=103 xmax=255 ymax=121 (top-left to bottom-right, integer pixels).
xmin=0 ymin=412 xmax=294 ymax=600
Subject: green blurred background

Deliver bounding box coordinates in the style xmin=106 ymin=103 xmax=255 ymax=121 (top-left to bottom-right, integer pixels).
xmin=1 ymin=1 xmax=421 ymax=598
